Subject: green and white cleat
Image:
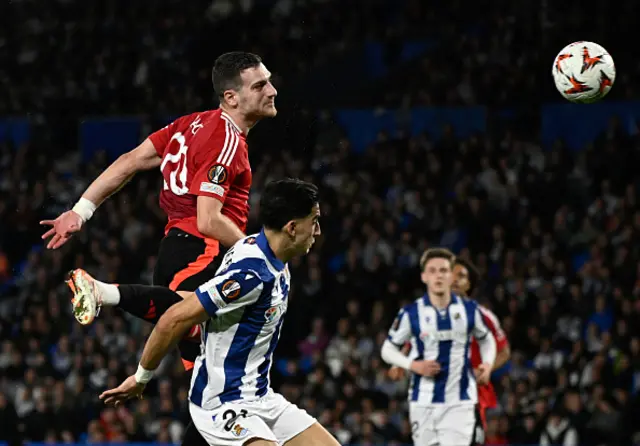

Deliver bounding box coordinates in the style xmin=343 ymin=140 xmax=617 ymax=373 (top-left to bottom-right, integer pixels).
xmin=66 ymin=269 xmax=102 ymax=325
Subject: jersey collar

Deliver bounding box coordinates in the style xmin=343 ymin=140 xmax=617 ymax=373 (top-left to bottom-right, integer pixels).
xmin=423 ymin=292 xmax=459 ymax=308
xmin=256 ymin=229 xmax=285 ymax=271
xmin=220 ymin=110 xmax=243 ymax=134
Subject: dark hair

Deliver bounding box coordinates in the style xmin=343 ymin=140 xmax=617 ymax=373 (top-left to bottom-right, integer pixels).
xmin=419 ymin=248 xmax=455 ymax=271
xmin=260 ymin=179 xmax=319 ymax=230
xmin=455 ymin=257 xmax=480 ymax=296
xmin=212 ymin=52 xmax=262 ymax=98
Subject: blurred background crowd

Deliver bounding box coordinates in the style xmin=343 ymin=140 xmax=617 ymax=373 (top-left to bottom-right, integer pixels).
xmin=2 ymin=0 xmax=640 ymax=445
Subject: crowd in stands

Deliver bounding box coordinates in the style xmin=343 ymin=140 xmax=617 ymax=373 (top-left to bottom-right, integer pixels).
xmin=2 ymin=116 xmax=640 ymax=445
xmin=2 ymin=0 xmax=640 ymax=445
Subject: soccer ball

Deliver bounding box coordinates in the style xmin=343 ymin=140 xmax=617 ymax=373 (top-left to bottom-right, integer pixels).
xmin=552 ymin=41 xmax=616 ymax=103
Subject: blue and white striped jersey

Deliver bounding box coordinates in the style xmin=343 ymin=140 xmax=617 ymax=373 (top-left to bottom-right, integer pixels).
xmin=189 ymin=230 xmax=290 ymax=410
xmin=388 ymin=293 xmax=492 ymax=406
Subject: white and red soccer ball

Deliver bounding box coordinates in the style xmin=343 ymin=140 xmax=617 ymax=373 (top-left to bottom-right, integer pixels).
xmin=552 ymin=41 xmax=616 ymax=103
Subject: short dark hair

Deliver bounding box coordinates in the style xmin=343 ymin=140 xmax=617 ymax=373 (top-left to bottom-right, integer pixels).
xmin=212 ymin=52 xmax=262 ymax=98
xmin=260 ymin=179 xmax=319 ymax=230
xmin=419 ymin=248 xmax=455 ymax=271
xmin=455 ymin=257 xmax=480 ymax=296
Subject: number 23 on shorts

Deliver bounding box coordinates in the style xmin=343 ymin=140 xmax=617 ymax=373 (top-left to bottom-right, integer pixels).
xmin=213 ymin=408 xmax=249 ymax=435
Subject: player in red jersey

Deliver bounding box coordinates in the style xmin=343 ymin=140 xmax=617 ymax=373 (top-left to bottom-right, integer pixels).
xmin=42 ymin=51 xmax=276 ymax=356
xmin=452 ymin=258 xmax=510 ymax=435
xmin=388 ymin=257 xmax=510 ymax=438
xmin=41 ymin=52 xmax=276 ymax=446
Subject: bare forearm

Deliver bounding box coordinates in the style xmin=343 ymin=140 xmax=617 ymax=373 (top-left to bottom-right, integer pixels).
xmin=200 ymin=213 xmax=245 ymax=247
xmin=139 ymin=314 xmax=191 ymax=370
xmin=82 ymin=154 xmax=138 ymax=206
xmin=493 ymin=346 xmax=510 ymax=370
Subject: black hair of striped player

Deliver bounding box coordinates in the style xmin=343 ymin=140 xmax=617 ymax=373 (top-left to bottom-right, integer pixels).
xmin=260 ymin=178 xmax=319 ymax=230
xmin=212 ymin=52 xmax=263 ymax=98
xmin=455 ymin=257 xmax=480 ymax=297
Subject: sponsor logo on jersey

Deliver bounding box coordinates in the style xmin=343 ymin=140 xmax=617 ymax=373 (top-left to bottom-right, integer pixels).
xmin=200 ymin=182 xmax=225 ymax=196
xmin=420 ymin=330 xmax=467 ymax=342
xmin=265 ymin=306 xmax=279 ymax=323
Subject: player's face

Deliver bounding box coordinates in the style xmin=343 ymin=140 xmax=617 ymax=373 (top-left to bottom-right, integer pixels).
xmin=292 ymin=204 xmax=321 ymax=255
xmin=421 ymin=258 xmax=453 ymax=296
xmin=452 ymin=264 xmax=470 ymax=296
xmin=238 ymin=63 xmax=278 ymax=118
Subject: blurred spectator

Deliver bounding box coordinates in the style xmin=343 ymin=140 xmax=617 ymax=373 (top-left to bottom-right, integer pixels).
xmin=539 ymin=409 xmax=579 ymax=446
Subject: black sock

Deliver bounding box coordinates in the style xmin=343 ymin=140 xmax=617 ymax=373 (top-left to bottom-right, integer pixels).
xmin=116 ymin=284 xmax=183 ymax=323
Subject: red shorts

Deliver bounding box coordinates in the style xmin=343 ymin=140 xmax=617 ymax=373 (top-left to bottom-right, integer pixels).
xmin=478 ymin=403 xmax=487 ymax=430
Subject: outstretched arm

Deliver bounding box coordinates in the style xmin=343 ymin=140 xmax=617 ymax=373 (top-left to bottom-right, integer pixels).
xmin=137 ymin=292 xmax=209 ymax=371
xmin=82 ymin=138 xmax=161 ymax=208
xmin=41 ymin=138 xmax=161 ymax=249
xmin=100 ymin=292 xmax=209 ymax=406
xmin=100 ymin=263 xmax=266 ymax=406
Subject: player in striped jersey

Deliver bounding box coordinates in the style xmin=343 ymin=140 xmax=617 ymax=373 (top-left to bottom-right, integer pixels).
xmin=388 ymin=257 xmax=511 ymax=438
xmin=99 ymin=179 xmax=340 ymax=446
xmin=381 ymin=248 xmax=497 ymax=446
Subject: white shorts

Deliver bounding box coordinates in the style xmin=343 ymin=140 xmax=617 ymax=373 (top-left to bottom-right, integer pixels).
xmin=410 ymin=403 xmax=477 ymax=446
xmin=190 ymin=391 xmax=317 ymax=446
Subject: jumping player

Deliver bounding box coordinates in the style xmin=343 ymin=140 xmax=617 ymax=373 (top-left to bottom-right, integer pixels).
xmin=381 ymin=248 xmax=497 ymax=446
xmin=98 ymin=179 xmax=340 ymax=446
xmin=42 ymin=51 xmax=276 ymax=446
xmin=41 ymin=51 xmax=277 ymax=364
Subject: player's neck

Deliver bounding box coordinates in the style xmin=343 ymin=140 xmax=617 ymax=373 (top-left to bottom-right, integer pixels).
xmin=427 ymin=290 xmax=452 ymax=310
xmin=220 ymin=106 xmax=258 ymax=135
xmin=263 ymin=230 xmax=295 ymax=264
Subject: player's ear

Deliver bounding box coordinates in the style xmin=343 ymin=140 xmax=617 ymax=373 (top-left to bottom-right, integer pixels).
xmin=282 ymin=220 xmax=296 ymax=239
xmin=222 ymin=90 xmax=238 ymax=107
xmin=420 ymin=270 xmax=428 ymax=286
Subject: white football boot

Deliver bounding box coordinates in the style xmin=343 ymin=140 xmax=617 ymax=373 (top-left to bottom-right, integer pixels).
xmin=66 ymin=269 xmax=102 ymax=325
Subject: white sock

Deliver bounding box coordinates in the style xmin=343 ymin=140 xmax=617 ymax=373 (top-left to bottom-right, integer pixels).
xmin=95 ymin=281 xmax=120 ymax=306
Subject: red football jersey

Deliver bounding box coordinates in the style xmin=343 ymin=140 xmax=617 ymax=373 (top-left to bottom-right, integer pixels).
xmin=471 ymin=305 xmax=509 ymax=409
xmin=149 ymin=109 xmax=251 ymax=244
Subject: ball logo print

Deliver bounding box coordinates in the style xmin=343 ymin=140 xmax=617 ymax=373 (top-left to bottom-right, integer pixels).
xmin=552 ymin=41 xmax=616 ymax=103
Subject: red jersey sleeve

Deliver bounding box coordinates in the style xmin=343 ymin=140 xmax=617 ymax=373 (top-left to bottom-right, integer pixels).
xmin=148 ymin=114 xmax=198 ymax=156
xmin=479 ymin=306 xmax=509 ymax=352
xmin=148 ymin=122 xmax=176 ymax=156
xmin=188 ymin=125 xmax=242 ymax=202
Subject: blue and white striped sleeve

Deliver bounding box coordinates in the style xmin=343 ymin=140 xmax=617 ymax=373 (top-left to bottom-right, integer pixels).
xmin=387 ymin=308 xmax=412 ymax=347
xmin=472 ymin=304 xmax=491 ymax=340
xmin=195 ymin=267 xmax=264 ymax=318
